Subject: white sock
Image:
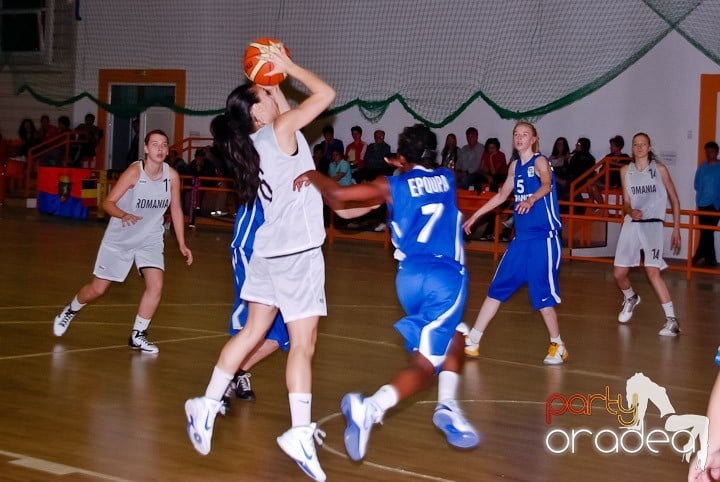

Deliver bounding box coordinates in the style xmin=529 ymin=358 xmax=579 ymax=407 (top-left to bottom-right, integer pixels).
xmin=662 ymin=302 xmax=675 ymax=318
xmin=551 ymin=335 xmax=563 ymax=344
xmin=70 ymin=295 xmax=85 ymax=312
xmin=469 ymin=328 xmax=483 ymax=345
xmin=368 ymin=384 xmax=399 ymax=413
xmin=621 ymin=288 xmax=636 ymax=300
xmin=204 ymin=366 xmax=233 ymax=401
xmin=289 ymin=393 xmax=312 ymax=427
xmin=133 ymin=315 xmax=151 ymax=332
xmin=438 ymin=371 xmax=459 ymax=405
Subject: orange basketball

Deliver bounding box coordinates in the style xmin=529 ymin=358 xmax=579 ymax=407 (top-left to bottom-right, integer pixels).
xmin=243 ymin=37 xmax=290 ymax=86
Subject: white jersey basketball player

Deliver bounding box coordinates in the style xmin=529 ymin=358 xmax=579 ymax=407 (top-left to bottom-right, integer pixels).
xmin=613 ymin=132 xmax=681 ymax=336
xmin=53 ymin=129 xmax=193 ymax=353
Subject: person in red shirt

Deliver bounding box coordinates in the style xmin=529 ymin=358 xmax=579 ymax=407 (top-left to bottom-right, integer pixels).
xmin=345 ymin=125 xmax=368 ymax=182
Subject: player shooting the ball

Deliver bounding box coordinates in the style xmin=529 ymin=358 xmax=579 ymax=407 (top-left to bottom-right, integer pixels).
xmin=185 ymin=42 xmax=335 ymax=482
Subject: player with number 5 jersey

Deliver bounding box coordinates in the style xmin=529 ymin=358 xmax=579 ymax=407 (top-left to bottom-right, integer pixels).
xmin=295 ymin=124 xmax=480 ymax=464
xmin=462 ymin=122 xmax=567 ymax=365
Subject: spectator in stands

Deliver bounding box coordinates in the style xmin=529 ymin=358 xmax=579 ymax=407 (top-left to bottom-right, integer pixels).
xmin=75 ymin=113 xmax=103 ymax=164
xmin=312 ymin=144 xmax=325 ymax=171
xmin=476 ymin=138 xmax=510 ymax=241
xmin=54 ymin=115 xmax=76 ymax=167
xmin=190 ymin=148 xmax=218 ymax=213
xmin=317 ymin=125 xmax=343 ymax=175
xmin=18 ymin=118 xmax=41 ymax=157
xmin=692 ymin=141 xmax=720 ymax=267
xmin=557 ymin=137 xmax=595 ymax=213
xmin=548 ymin=137 xmax=571 ymax=171
xmin=363 ymin=129 xmax=392 ymax=179
xmin=345 ymin=125 xmax=368 ymax=182
xmin=168 ymin=149 xmax=190 ymax=175
xmin=125 ymin=118 xmax=140 ymax=170
xmin=456 ymin=127 xmax=483 ymax=190
xmin=37 ymin=115 xmax=60 ymax=166
xmin=328 ymin=147 xmax=354 ymax=186
xmin=440 ymin=133 xmax=459 ymax=170
xmin=478 ymin=137 xmax=508 ymax=192
xmin=39 ymin=115 xmax=58 ymax=141
xmin=57 ymin=115 xmax=72 ymax=135
xmin=588 ymin=135 xmax=630 ymax=211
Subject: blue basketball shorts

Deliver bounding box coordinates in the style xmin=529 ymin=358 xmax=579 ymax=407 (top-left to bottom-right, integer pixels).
xmin=487 ymin=235 xmax=562 ymax=310
xmin=393 ymin=257 xmax=468 ymax=371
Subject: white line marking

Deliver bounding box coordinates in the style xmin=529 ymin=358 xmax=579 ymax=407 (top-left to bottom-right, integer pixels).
xmin=317 ymin=413 xmax=457 ymax=482
xmin=0 ymin=449 xmax=136 ymax=481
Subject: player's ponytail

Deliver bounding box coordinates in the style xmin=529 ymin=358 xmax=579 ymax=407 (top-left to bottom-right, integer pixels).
xmin=211 ymin=85 xmax=261 ymax=204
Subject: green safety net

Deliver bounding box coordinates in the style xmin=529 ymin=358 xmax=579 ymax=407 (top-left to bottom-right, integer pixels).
xmin=10 ymin=0 xmax=720 ymax=126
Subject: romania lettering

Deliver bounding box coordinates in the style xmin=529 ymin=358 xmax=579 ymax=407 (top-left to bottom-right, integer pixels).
xmin=630 ymin=185 xmax=657 ymax=195
xmin=136 ymin=198 xmax=170 ymax=209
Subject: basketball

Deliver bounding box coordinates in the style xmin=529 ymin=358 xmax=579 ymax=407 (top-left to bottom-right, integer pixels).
xmin=243 ymin=38 xmax=290 ymax=86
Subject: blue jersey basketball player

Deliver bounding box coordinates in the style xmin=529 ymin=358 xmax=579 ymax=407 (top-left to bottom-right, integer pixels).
xmin=294 ymin=124 xmax=480 ymax=462
xmin=462 ymin=122 xmax=567 ymax=365
xmin=222 ymin=198 xmax=290 ymax=408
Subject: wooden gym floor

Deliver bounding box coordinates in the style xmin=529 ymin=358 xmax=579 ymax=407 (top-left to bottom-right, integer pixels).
xmin=1 ymin=205 xmax=718 ymax=481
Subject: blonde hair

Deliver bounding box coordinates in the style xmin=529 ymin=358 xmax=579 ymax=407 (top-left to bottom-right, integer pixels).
xmin=514 ymin=121 xmax=540 ymax=152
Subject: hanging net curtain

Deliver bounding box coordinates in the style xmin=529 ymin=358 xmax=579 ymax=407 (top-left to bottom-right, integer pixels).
xmin=11 ymin=0 xmax=720 ymax=126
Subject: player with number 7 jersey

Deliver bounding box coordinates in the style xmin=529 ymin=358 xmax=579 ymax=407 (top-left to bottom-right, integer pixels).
xmin=294 ymin=124 xmax=480 ymax=464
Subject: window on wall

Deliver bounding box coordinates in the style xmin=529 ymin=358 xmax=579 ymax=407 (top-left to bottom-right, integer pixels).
xmin=0 ymin=0 xmax=53 ymax=63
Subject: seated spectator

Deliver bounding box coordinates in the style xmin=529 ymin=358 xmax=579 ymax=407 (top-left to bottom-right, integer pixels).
xmin=456 ymin=127 xmax=483 ymax=190
xmin=328 ymin=147 xmax=354 ymax=186
xmin=74 ymin=113 xmax=103 ymax=165
xmin=588 ymin=135 xmax=630 ymax=210
xmin=312 ymin=144 xmax=325 ymax=171
xmin=548 ymin=137 xmax=571 ymax=173
xmin=476 ymin=138 xmax=510 ymax=240
xmin=166 ymin=149 xmax=187 ymax=172
xmin=125 ymin=118 xmax=140 ymax=170
xmin=478 ymin=137 xmax=508 ymax=192
xmin=189 ymin=148 xmax=218 ymax=213
xmin=440 ymin=133 xmax=459 ymax=169
xmin=37 ymin=115 xmax=61 ymax=166
xmin=317 ymin=125 xmax=343 ymax=175
xmin=363 ymin=129 xmax=392 ymax=179
xmin=18 ymin=118 xmax=41 ymax=157
xmin=562 ymin=137 xmax=596 ymax=213
xmin=692 ymin=141 xmax=720 ymax=267
xmin=345 ymin=125 xmax=368 ymax=182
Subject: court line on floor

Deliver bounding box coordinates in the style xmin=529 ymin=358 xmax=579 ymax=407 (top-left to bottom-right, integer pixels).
xmin=0 ymin=449 xmax=135 ymax=482
xmin=0 ymin=317 xmax=707 ymax=396
xmin=316 ymin=412 xmax=458 ymax=482
xmin=0 ymin=334 xmax=229 ymax=361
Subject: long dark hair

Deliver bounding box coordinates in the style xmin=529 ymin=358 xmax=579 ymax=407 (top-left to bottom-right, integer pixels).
xmin=211 ymin=84 xmax=261 ymax=204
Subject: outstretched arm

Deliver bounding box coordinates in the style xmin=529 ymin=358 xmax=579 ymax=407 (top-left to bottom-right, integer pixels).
xmin=294 ymin=170 xmax=387 ymax=216
xmin=463 ymin=160 xmax=515 ymax=234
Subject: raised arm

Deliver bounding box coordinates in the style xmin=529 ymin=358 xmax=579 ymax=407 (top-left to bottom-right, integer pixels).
xmin=263 ymin=47 xmax=335 ymax=146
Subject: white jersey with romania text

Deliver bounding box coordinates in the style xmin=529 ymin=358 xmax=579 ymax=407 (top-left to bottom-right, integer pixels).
xmin=625 ymin=160 xmax=668 ymax=221
xmin=251 ymin=124 xmax=325 ymax=257
xmin=101 ymin=161 xmax=170 ymax=249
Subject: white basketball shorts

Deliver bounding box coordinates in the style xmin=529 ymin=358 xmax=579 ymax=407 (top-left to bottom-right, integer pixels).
xmin=241 ymin=246 xmax=327 ymax=321
xmin=613 ymin=217 xmax=667 ymax=270
xmin=93 ymin=240 xmax=165 ymax=282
